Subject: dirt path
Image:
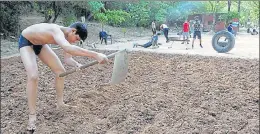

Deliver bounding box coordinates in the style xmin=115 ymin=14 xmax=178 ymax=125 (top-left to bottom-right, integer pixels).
xmin=95 ymin=32 xmax=259 ymax=60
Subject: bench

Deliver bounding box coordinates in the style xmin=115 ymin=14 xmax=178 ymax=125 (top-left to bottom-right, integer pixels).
xmin=168 ymin=36 xmax=190 ymax=49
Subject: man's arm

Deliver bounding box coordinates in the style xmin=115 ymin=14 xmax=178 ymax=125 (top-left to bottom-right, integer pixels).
xmin=64 ymin=52 xmax=82 ymax=67
xmin=52 ymin=29 xmax=108 ymax=63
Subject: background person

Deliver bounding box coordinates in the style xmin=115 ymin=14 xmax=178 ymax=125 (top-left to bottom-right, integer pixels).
xmin=191 ymin=17 xmax=203 ymax=49
xmin=160 ymin=23 xmax=169 ymax=43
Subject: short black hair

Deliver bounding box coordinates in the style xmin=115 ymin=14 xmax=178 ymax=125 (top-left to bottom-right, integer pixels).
xmin=69 ymin=22 xmax=88 ymax=41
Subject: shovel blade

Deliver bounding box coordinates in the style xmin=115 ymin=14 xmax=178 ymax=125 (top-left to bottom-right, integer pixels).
xmin=110 ymin=50 xmax=129 ymax=84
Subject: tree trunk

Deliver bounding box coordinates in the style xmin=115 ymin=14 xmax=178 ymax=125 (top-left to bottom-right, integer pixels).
xmin=43 ymin=2 xmax=53 ymax=23
xmin=52 ymin=14 xmax=59 ymax=23
xmin=85 ymin=7 xmax=88 ymax=20
xmin=52 ymin=1 xmax=61 ymax=23
xmin=212 ymin=1 xmax=218 ymax=32
xmin=228 ymin=0 xmax=231 ymax=12
xmin=237 ymin=0 xmax=241 ymax=32
xmin=237 ymin=0 xmax=241 ymax=13
xmin=44 ymin=13 xmax=52 ymax=23
xmin=103 ymin=1 xmax=108 ymax=10
xmin=44 ymin=8 xmax=52 ymax=22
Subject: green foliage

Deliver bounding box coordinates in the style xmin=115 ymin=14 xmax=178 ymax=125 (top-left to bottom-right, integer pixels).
xmin=246 ymin=1 xmax=259 ymax=23
xmin=87 ymin=1 xmax=104 ymax=14
xmin=94 ymin=9 xmax=130 ymax=29
xmin=221 ymin=11 xmax=240 ymax=23
xmin=152 ymin=2 xmax=169 ymax=23
xmin=32 ymin=2 xmax=40 ymax=11
xmin=155 ymin=9 xmax=167 ymax=23
xmin=128 ymin=1 xmax=150 ymax=27
xmin=63 ymin=15 xmax=77 ymax=27
xmin=62 ymin=8 xmax=77 ymax=27
xmin=94 ymin=12 xmax=107 ymax=30
xmin=104 ymin=1 xmax=129 ymax=10
xmin=0 ymin=2 xmax=22 ymax=37
xmin=204 ymin=1 xmax=226 ymax=13
xmin=106 ymin=10 xmax=130 ymax=26
xmin=1 ymin=1 xmax=259 ymax=38
xmin=94 ymin=13 xmax=108 ymax=23
xmin=47 ymin=9 xmax=54 ymax=16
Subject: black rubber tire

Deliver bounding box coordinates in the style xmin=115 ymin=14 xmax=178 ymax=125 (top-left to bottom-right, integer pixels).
xmin=212 ymin=30 xmax=235 ymax=53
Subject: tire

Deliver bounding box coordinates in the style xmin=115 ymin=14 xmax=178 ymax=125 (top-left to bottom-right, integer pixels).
xmin=212 ymin=30 xmax=235 ymax=53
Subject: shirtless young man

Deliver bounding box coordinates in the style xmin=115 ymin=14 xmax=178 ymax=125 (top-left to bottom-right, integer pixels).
xmin=18 ymin=22 xmax=108 ymax=131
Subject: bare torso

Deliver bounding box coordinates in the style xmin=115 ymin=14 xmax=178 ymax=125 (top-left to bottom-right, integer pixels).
xmin=22 ymin=23 xmax=64 ymax=45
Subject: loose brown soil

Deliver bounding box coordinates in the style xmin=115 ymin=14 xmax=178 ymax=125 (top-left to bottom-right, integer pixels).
xmin=1 ymin=49 xmax=259 ymax=134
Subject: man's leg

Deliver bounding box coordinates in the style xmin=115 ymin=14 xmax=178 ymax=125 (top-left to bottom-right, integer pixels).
xmin=199 ymin=32 xmax=203 ymax=48
xmin=143 ymin=41 xmax=152 ymax=48
xmin=137 ymin=44 xmax=144 ymax=47
xmin=166 ymin=29 xmax=169 ymax=42
xmin=184 ymin=33 xmax=189 ymax=49
xmin=163 ymin=29 xmax=167 ymax=40
xmin=38 ymin=45 xmax=72 ymax=108
xmin=152 ymin=29 xmax=156 ymax=34
xmin=104 ymin=36 xmax=107 ymax=45
xmin=181 ymin=32 xmax=185 ymax=44
xmin=20 ymin=46 xmax=39 ymax=130
xmin=192 ymin=32 xmax=196 ymax=49
xmin=163 ymin=28 xmax=169 ymax=42
xmin=199 ymin=39 xmax=202 ymax=48
xmin=186 ymin=33 xmax=189 ymax=44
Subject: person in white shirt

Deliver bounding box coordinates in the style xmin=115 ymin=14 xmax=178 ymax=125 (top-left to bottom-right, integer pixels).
xmin=151 ymin=20 xmax=156 ymax=34
xmin=160 ymin=23 xmax=169 ymax=43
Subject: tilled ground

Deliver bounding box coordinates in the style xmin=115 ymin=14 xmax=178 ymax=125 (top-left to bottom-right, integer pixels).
xmin=1 ymin=49 xmax=259 ymax=134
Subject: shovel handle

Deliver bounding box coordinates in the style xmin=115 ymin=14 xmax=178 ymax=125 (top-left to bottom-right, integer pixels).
xmin=59 ymin=50 xmax=125 ymax=77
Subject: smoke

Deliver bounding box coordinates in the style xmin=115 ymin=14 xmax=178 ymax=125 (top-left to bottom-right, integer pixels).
xmin=167 ymin=2 xmax=204 ymax=21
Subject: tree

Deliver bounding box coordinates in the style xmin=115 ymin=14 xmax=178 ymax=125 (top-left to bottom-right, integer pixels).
xmin=106 ymin=10 xmax=130 ymax=26
xmin=236 ymin=1 xmax=259 ymax=27
xmin=228 ymin=0 xmax=231 ymax=12
xmin=94 ymin=13 xmax=108 ymax=30
xmin=0 ymin=2 xmax=26 ymax=37
xmin=128 ymin=1 xmax=150 ymax=27
xmin=204 ymin=1 xmax=226 ymax=31
xmin=86 ymin=1 xmax=104 ymax=21
xmin=237 ymin=0 xmax=241 ymax=31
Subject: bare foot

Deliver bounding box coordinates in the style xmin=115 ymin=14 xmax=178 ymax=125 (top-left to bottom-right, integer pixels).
xmin=27 ymin=114 xmax=36 ymax=131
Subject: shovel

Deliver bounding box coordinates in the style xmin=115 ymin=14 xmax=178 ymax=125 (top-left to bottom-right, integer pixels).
xmin=59 ymin=49 xmax=129 ymax=84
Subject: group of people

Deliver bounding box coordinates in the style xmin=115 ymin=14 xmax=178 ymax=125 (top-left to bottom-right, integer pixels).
xmin=247 ymin=26 xmax=259 ymax=35
xmin=136 ymin=17 xmax=203 ymax=49
xmin=17 ymin=16 xmax=246 ymax=132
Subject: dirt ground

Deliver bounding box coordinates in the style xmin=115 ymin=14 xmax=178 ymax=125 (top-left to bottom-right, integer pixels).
xmin=1 ymin=48 xmax=259 ymax=133
xmin=1 ymin=14 xmax=259 ymax=133
xmin=96 ymin=32 xmax=259 ymax=60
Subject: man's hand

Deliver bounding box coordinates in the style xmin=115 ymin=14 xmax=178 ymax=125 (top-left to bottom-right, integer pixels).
xmin=95 ymin=53 xmax=108 ymax=64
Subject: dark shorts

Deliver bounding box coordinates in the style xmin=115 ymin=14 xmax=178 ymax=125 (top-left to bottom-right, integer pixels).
xmin=18 ymin=35 xmax=42 ymax=55
xmin=193 ymin=31 xmax=201 ymax=39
